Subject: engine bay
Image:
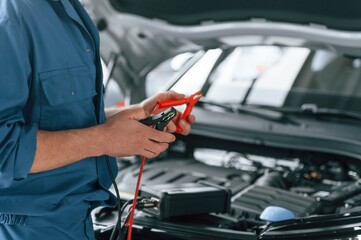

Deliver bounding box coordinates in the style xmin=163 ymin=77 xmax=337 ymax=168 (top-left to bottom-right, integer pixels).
xmin=94 ymin=135 xmax=361 ymax=239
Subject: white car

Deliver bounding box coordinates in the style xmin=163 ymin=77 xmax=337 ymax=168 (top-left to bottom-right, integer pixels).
xmin=85 ymin=1 xmax=361 ymax=239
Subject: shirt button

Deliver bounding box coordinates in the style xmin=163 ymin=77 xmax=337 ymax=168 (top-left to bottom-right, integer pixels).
xmin=71 ymin=91 xmax=75 ymax=96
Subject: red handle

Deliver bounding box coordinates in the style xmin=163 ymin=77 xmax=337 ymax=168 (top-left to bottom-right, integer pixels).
xmin=176 ymin=91 xmax=203 ymax=133
xmin=158 ymin=99 xmax=187 ymax=108
xmin=175 ymin=105 xmax=192 ymax=133
xmin=157 ymin=91 xmax=203 ymax=134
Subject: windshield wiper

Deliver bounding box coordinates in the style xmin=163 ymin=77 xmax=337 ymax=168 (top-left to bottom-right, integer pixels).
xmin=246 ymin=103 xmax=361 ymax=122
xmin=197 ymin=99 xmax=300 ymax=126
xmin=198 ymin=99 xmax=361 ymax=125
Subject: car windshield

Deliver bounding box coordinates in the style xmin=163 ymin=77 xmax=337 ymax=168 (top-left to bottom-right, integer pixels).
xmin=169 ymin=46 xmax=361 ymax=114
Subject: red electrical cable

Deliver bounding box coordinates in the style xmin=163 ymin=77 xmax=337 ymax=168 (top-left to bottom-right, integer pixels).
xmin=126 ymin=105 xmax=160 ymax=240
xmin=126 ymin=156 xmax=146 ymax=240
xmin=125 ymin=92 xmax=202 ymax=240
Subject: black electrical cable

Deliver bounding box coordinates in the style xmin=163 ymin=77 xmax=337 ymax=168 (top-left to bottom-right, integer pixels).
xmin=105 ymin=162 xmax=145 ymax=240
xmin=118 ymin=197 xmax=145 ymax=237
xmin=120 ymin=210 xmax=132 ymax=238
xmin=103 ymin=55 xmax=124 ymax=240
xmin=105 ymin=156 xmax=122 ymax=240
xmin=120 ymin=199 xmax=135 ymax=216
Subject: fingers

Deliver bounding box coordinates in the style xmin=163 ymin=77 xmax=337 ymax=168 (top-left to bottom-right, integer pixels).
xmin=141 ymin=128 xmax=175 ymax=158
xmin=147 ymin=128 xmax=176 ymax=143
xmin=141 ymin=141 xmax=169 ymax=158
xmin=102 ymin=105 xmax=178 ymax=158
xmin=140 ymin=149 xmax=158 ymax=159
xmin=164 ymin=121 xmax=177 ymax=133
xmin=178 ymin=115 xmax=196 ymax=135
xmin=141 ymin=91 xmax=185 ymax=113
xmin=187 ymin=114 xmax=196 ymax=124
xmin=167 ymin=114 xmax=195 ymax=135
xmin=179 ymin=120 xmax=190 ymax=135
xmin=158 ymin=90 xmax=185 ymax=101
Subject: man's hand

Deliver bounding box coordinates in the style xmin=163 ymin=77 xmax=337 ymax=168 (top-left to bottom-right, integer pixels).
xmin=140 ymin=91 xmax=196 ymax=135
xmin=31 ymin=105 xmax=175 ymax=173
xmin=30 ymin=91 xmax=196 ymax=173
xmin=99 ymin=105 xmax=175 ymax=158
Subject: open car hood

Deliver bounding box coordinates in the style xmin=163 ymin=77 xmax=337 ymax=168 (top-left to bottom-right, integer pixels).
xmin=85 ymin=0 xmax=361 ymax=102
xmin=89 ymin=0 xmax=361 ymax=68
xmin=109 ymin=0 xmax=361 ymax=31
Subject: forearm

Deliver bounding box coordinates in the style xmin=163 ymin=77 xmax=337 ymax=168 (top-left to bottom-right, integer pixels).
xmin=30 ymin=126 xmax=105 ymax=173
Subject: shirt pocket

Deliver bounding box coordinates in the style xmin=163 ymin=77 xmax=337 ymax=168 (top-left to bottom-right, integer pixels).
xmin=39 ymin=66 xmax=98 ymax=131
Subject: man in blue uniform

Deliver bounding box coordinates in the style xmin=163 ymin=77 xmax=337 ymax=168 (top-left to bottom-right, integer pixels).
xmin=0 ymin=0 xmax=194 ymax=239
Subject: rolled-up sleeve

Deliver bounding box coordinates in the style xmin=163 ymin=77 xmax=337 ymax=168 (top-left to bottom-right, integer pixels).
xmin=0 ymin=9 xmax=36 ymax=188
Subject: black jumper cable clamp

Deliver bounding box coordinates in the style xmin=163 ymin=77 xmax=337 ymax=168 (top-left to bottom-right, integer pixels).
xmin=139 ymin=107 xmax=177 ymax=130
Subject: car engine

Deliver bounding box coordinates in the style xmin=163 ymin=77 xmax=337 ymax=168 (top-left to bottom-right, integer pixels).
xmin=94 ymin=136 xmax=361 ymax=239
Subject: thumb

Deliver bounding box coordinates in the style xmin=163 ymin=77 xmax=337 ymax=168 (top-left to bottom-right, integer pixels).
xmin=161 ymin=90 xmax=185 ymax=100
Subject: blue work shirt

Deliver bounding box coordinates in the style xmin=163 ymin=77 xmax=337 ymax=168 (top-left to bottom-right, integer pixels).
xmin=0 ymin=0 xmax=117 ymax=229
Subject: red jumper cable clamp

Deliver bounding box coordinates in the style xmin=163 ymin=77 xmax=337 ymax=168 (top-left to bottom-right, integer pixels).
xmin=157 ymin=91 xmax=203 ymax=133
xmin=126 ymin=91 xmax=203 ymax=240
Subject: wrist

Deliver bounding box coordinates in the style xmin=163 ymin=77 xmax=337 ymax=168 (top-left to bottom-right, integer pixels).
xmin=105 ymin=107 xmax=121 ymax=119
xmin=87 ymin=124 xmax=107 ymax=157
